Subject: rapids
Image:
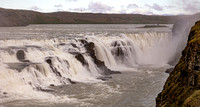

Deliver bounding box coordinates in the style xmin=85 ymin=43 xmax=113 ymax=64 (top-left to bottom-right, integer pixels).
xmin=0 ymin=24 xmax=182 ymax=106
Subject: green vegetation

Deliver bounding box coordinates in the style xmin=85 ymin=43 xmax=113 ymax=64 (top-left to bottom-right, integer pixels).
xmin=184 ymin=90 xmax=200 ymax=107
xmin=0 ymin=8 xmax=190 ymax=27
xmin=156 ymin=21 xmax=200 ymax=107
xmin=33 ymin=15 xmax=61 ymax=24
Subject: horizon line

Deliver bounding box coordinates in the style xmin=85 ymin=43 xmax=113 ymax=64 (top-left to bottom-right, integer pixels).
xmin=0 ymin=7 xmax=196 ymax=16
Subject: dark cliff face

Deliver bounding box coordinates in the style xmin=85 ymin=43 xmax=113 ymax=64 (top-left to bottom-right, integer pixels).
xmin=156 ymin=21 xmax=200 ymax=107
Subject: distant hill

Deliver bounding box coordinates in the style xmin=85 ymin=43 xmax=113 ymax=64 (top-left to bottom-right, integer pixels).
xmin=0 ymin=8 xmax=190 ymax=27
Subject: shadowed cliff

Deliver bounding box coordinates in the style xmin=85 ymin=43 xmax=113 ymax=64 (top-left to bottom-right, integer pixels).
xmin=156 ymin=21 xmax=200 ymax=107
xmin=0 ymin=8 xmax=188 ymax=27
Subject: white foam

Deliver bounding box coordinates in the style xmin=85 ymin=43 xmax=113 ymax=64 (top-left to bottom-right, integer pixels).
xmin=0 ymin=30 xmax=180 ymax=104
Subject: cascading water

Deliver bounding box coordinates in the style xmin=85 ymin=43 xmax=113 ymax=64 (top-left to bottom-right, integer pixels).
xmin=90 ymin=32 xmax=174 ymax=69
xmin=0 ymin=24 xmax=187 ymax=106
xmin=124 ymin=32 xmax=173 ymax=66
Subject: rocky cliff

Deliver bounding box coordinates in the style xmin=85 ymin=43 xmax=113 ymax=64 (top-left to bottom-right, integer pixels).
xmin=156 ymin=21 xmax=200 ymax=106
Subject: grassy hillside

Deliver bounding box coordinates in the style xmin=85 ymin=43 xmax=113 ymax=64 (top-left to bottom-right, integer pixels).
xmin=0 ymin=8 xmax=189 ymax=26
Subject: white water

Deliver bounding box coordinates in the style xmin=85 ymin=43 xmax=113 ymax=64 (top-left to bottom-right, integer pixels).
xmin=0 ymin=24 xmax=180 ymax=105
xmin=91 ymin=32 xmax=174 ymax=69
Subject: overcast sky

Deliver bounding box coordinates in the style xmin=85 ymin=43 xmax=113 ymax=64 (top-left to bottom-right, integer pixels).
xmin=0 ymin=0 xmax=199 ymax=15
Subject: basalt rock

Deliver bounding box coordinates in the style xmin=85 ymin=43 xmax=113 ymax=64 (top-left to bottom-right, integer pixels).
xmin=75 ymin=53 xmax=88 ymax=66
xmin=111 ymin=40 xmax=126 ymax=57
xmin=84 ymin=42 xmax=121 ymax=75
xmin=45 ymin=57 xmax=71 ymax=77
xmin=79 ymin=39 xmax=88 ymax=45
xmin=111 ymin=40 xmax=129 ymax=57
xmin=97 ymin=76 xmax=112 ymax=81
xmin=45 ymin=57 xmax=62 ymax=77
xmin=70 ymin=43 xmax=78 ymax=48
xmin=16 ymin=50 xmax=30 ymax=62
xmin=16 ymin=50 xmax=25 ymax=61
xmin=165 ymin=68 xmax=174 ymax=74
xmin=156 ymin=21 xmax=200 ymax=107
xmin=67 ymin=78 xmax=77 ymax=84
xmin=3 ymin=92 xmax=7 ymax=95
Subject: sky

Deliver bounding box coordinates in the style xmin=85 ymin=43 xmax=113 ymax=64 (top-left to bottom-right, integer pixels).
xmin=0 ymin=0 xmax=199 ymax=15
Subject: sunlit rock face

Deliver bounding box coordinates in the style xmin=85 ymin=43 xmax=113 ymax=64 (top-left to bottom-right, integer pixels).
xmin=156 ymin=21 xmax=200 ymax=107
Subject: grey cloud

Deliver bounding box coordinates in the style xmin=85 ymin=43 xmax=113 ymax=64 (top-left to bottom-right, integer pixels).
xmin=69 ymin=2 xmax=113 ymax=13
xmin=165 ymin=5 xmax=175 ymax=9
xmin=146 ymin=11 xmax=154 ymax=15
xmin=180 ymin=0 xmax=200 ymax=13
xmin=30 ymin=6 xmax=42 ymax=11
xmin=55 ymin=4 xmax=63 ymax=8
xmin=146 ymin=3 xmax=163 ymax=11
xmin=120 ymin=9 xmax=127 ymax=14
xmin=55 ymin=4 xmax=63 ymax=11
xmin=88 ymin=2 xmax=113 ymax=13
xmin=132 ymin=10 xmax=154 ymax=15
xmin=184 ymin=3 xmax=199 ymax=12
xmin=127 ymin=4 xmax=139 ymax=9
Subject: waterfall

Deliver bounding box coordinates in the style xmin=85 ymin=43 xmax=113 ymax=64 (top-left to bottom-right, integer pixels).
xmin=0 ymin=31 xmax=177 ymax=102
xmin=87 ymin=32 xmax=174 ymax=69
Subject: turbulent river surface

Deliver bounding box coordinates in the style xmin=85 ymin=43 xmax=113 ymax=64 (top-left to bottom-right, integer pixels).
xmin=0 ymin=24 xmax=176 ymax=107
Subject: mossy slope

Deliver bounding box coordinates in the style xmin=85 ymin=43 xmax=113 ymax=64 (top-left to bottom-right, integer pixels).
xmin=156 ymin=21 xmax=200 ymax=107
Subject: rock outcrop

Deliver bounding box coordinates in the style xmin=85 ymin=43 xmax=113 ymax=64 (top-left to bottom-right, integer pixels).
xmin=69 ymin=39 xmax=121 ymax=76
xmin=84 ymin=41 xmax=121 ymax=75
xmin=156 ymin=21 xmax=200 ymax=106
xmin=16 ymin=50 xmax=30 ymax=62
